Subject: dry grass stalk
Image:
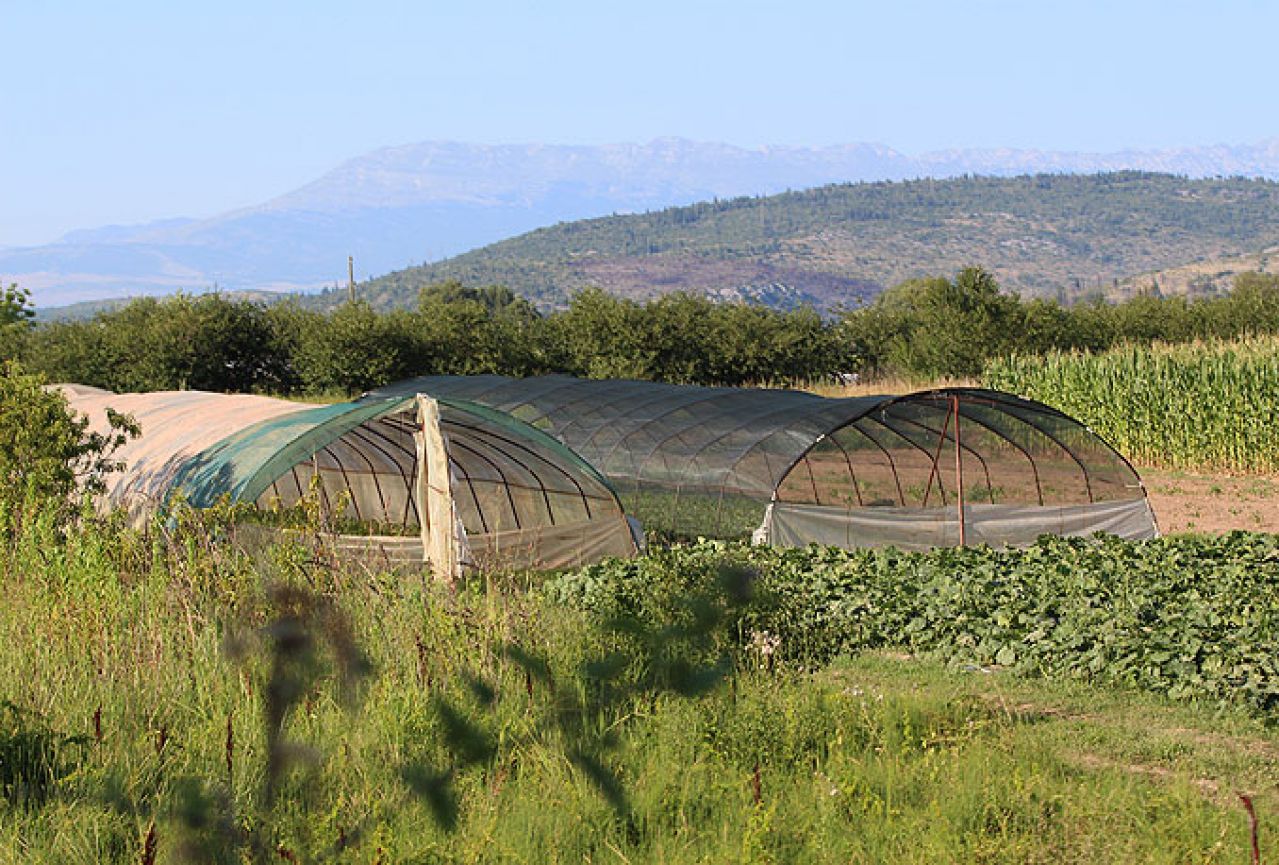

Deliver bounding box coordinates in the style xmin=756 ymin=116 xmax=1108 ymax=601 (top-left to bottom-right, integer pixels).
xmin=139 ymin=822 xmax=156 ymax=865
xmin=224 ymin=711 xmax=234 ymax=782
xmin=1238 ymin=794 xmax=1261 ymax=865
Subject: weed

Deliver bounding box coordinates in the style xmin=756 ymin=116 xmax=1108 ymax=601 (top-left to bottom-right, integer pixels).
xmin=0 ymin=701 xmax=88 ymax=806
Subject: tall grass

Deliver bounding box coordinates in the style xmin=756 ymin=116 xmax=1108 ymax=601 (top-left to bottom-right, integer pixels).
xmin=983 ymin=336 xmax=1279 ymax=472
xmin=0 ymin=506 xmax=1273 ymax=862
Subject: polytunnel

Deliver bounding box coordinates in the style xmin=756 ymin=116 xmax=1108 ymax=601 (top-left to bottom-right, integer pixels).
xmin=365 ymin=376 xmax=1158 ymax=550
xmin=59 ymin=386 xmax=639 ymax=578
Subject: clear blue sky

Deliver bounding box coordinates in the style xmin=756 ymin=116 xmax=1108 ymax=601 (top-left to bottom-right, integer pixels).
xmin=4 ymin=0 xmax=1278 ymax=246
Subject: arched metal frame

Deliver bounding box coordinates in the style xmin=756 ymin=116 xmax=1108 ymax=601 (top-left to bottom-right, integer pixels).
xmin=365 ymin=377 xmax=1155 ymax=546
xmin=257 ymin=399 xmax=623 ymax=542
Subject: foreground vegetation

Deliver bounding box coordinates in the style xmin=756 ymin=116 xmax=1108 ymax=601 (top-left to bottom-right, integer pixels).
xmin=984 ymin=335 xmax=1279 ymax=473
xmin=2 ymin=489 xmax=1277 ymax=862
xmin=4 ymin=296 xmax=1279 ymax=858
xmin=554 ymin=534 xmax=1279 ymax=714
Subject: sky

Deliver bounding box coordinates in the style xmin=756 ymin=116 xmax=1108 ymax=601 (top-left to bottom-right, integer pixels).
xmin=4 ymin=0 xmax=1279 ymax=246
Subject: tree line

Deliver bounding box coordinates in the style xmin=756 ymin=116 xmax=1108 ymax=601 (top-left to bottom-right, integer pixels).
xmin=6 ymin=283 xmax=842 ymax=395
xmin=5 ymin=271 xmax=1279 ymax=396
xmin=843 ymin=269 xmax=1279 ymax=379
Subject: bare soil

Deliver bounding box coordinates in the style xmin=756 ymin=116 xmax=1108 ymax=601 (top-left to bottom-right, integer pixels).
xmin=1142 ymin=469 xmax=1279 ymax=534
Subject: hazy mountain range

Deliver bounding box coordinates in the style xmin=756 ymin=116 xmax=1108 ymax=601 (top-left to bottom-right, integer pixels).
xmin=13 ymin=137 xmax=1279 ymax=310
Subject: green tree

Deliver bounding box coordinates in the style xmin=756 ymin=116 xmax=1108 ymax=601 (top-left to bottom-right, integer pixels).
xmin=552 ymin=288 xmax=655 ymax=379
xmin=0 ymin=284 xmax=36 ymax=361
xmin=21 ymin=318 xmax=112 ymax=387
xmin=1018 ymin=298 xmax=1107 ymax=354
xmin=643 ymin=293 xmax=717 ymax=383
xmin=1208 ymin=272 xmax=1279 ymax=336
xmin=844 ymin=268 xmax=1026 ymax=379
xmin=414 ymin=283 xmax=554 ymax=376
xmin=287 ymin=301 xmax=412 ymax=395
xmin=710 ymin=303 xmax=840 ymax=384
xmin=24 ymin=294 xmax=288 ymax=393
xmin=418 ymin=280 xmax=536 ymax=317
xmin=116 ymin=294 xmax=286 ymax=392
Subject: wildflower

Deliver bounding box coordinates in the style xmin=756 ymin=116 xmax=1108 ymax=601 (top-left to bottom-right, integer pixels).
xmin=747 ymin=630 xmax=781 ymax=668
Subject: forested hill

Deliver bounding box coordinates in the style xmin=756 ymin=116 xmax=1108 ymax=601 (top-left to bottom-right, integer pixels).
xmin=335 ymin=173 xmax=1279 ymax=312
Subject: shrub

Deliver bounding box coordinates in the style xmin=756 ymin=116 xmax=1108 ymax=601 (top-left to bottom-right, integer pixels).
xmin=0 ymin=362 xmax=136 ymax=528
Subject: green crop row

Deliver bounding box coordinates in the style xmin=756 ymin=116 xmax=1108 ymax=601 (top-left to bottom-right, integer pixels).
xmin=982 ymin=336 xmax=1279 ymax=472
xmin=547 ymin=533 xmax=1279 ymax=714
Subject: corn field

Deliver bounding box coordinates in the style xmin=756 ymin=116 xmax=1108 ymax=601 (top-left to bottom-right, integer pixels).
xmin=983 ymin=336 xmax=1279 ymax=473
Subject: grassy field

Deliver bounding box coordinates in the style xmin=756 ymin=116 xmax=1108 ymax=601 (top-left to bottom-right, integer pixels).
xmin=2 ymin=504 xmax=1276 ymax=863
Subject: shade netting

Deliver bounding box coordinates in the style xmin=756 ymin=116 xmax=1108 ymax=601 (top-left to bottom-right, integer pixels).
xmin=366 ymin=376 xmax=1157 ymax=550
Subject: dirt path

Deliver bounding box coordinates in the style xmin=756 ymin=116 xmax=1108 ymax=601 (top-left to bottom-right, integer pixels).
xmin=1141 ymin=469 xmax=1279 ymax=534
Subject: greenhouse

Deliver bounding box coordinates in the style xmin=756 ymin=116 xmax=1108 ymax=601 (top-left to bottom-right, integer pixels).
xmin=59 ymin=386 xmax=639 ymax=579
xmin=367 ymin=376 xmax=1158 ymax=550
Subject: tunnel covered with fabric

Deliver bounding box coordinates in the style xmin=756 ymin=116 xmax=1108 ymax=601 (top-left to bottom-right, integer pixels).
xmin=366 ymin=376 xmax=1157 ymax=550
xmin=60 ymin=386 xmax=638 ymax=577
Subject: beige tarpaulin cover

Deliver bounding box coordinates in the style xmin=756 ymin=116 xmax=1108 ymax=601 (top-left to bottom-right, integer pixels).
xmin=418 ymin=396 xmax=466 ymax=582
xmin=56 ymin=387 xmax=312 ymax=522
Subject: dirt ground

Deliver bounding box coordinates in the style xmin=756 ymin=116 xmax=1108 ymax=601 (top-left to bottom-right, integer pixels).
xmin=1141 ymin=468 xmax=1279 ymax=534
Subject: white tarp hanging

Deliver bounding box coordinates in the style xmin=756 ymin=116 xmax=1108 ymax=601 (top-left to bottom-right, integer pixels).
xmin=417 ymin=395 xmax=468 ymax=582
xmin=764 ymin=498 xmax=1158 ymax=552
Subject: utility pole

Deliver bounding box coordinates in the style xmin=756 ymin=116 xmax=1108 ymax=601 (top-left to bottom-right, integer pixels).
xmin=348 ymin=256 xmax=356 ymax=304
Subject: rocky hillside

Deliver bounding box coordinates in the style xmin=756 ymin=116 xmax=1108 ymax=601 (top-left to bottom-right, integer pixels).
xmin=339 ymin=172 xmax=1279 ymax=312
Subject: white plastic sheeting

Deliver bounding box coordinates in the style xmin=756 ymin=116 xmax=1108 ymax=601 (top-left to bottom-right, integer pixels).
xmin=763 ymin=498 xmax=1159 ymax=552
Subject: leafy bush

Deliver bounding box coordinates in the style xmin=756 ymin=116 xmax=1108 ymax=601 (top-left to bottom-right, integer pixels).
xmin=0 ymin=362 xmax=137 ymax=526
xmin=25 ymin=286 xmax=846 ymax=394
xmin=270 ymin=300 xmax=416 ymax=395
xmin=25 ymin=269 xmax=1279 ymax=392
xmin=844 ymin=269 xmax=1279 ymax=380
xmin=27 ymin=294 xmax=291 ymax=393
xmin=842 ymin=268 xmax=1026 ymax=379
xmin=0 ymin=284 xmax=35 ymax=362
xmin=548 ymin=533 xmax=1279 ymax=714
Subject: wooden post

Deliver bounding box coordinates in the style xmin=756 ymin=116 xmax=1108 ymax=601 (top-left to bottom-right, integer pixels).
xmin=954 ymin=395 xmax=966 ymax=546
xmin=348 ymin=256 xmax=355 ymax=303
